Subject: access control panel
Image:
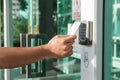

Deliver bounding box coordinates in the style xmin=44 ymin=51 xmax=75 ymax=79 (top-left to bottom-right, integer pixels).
xmin=79 ymin=21 xmax=93 ymax=45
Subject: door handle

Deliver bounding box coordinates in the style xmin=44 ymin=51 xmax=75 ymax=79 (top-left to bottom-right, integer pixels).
xmin=20 ymin=34 xmax=48 ymax=78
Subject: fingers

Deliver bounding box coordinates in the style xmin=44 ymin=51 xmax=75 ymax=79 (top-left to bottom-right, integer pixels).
xmin=62 ymin=45 xmax=73 ymax=57
xmin=64 ymin=35 xmax=76 ymax=43
xmin=61 ymin=35 xmax=75 ymax=57
xmin=56 ymin=35 xmax=76 ymax=40
xmin=64 ymin=43 xmax=73 ymax=50
xmin=63 ymin=49 xmax=73 ymax=57
xmin=49 ymin=35 xmax=76 ymax=58
xmin=54 ymin=35 xmax=76 ymax=43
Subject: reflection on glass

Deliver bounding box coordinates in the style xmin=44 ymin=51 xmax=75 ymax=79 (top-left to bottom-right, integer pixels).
xmin=0 ymin=0 xmax=4 ymax=46
xmin=10 ymin=0 xmax=29 ymax=80
xmin=56 ymin=0 xmax=80 ymax=80
xmin=12 ymin=0 xmax=28 ymax=41
xmin=57 ymin=0 xmax=72 ymax=34
xmin=112 ymin=0 xmax=120 ymax=79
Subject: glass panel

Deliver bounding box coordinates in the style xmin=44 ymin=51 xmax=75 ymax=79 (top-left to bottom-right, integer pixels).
xmin=104 ymin=0 xmax=113 ymax=80
xmin=0 ymin=0 xmax=5 ymax=80
xmin=117 ymin=0 xmax=120 ymax=3
xmin=57 ymin=0 xmax=73 ymax=34
xmin=0 ymin=0 xmax=3 ymax=46
xmin=57 ymin=0 xmax=80 ymax=80
xmin=10 ymin=0 xmax=80 ymax=80
xmin=12 ymin=0 xmax=28 ymax=46
xmin=104 ymin=0 xmax=120 ymax=79
xmin=10 ymin=0 xmax=28 ymax=80
xmin=112 ymin=0 xmax=120 ymax=80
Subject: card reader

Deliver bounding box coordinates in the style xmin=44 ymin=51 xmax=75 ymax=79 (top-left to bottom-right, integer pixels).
xmin=79 ymin=21 xmax=93 ymax=45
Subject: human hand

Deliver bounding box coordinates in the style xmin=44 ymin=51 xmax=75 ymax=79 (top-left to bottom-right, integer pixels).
xmin=45 ymin=35 xmax=76 ymax=58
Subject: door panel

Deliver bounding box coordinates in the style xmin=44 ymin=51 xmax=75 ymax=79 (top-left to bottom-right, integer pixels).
xmin=103 ymin=0 xmax=120 ymax=80
xmin=0 ymin=0 xmax=4 ymax=80
xmin=10 ymin=0 xmax=80 ymax=80
xmin=112 ymin=1 xmax=120 ymax=80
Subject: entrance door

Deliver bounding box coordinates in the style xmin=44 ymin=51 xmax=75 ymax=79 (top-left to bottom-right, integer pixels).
xmin=104 ymin=0 xmax=120 ymax=80
xmin=6 ymin=0 xmax=81 ymax=80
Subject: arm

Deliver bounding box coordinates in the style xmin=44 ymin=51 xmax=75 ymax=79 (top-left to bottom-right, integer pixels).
xmin=0 ymin=35 xmax=76 ymax=68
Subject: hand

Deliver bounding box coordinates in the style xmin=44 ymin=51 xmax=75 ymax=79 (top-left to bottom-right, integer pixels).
xmin=45 ymin=35 xmax=76 ymax=58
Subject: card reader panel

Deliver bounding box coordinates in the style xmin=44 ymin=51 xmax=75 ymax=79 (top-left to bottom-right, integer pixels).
xmin=79 ymin=21 xmax=93 ymax=45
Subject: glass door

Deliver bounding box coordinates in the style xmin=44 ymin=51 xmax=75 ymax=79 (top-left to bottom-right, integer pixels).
xmin=9 ymin=0 xmax=80 ymax=80
xmin=0 ymin=0 xmax=4 ymax=80
xmin=56 ymin=0 xmax=80 ymax=80
xmin=112 ymin=0 xmax=120 ymax=80
xmin=104 ymin=0 xmax=120 ymax=80
xmin=10 ymin=0 xmax=28 ymax=80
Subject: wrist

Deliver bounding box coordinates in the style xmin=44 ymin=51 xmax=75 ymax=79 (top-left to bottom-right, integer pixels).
xmin=41 ymin=44 xmax=52 ymax=58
